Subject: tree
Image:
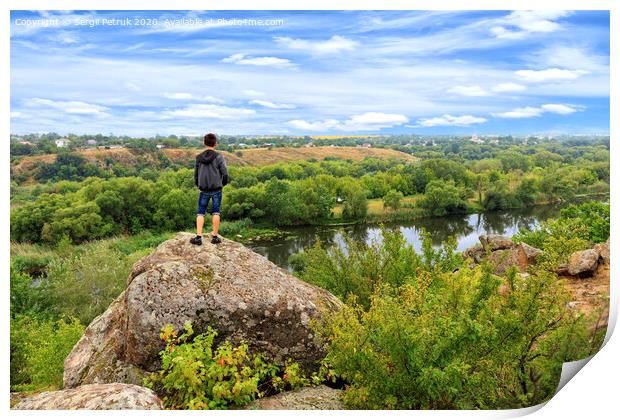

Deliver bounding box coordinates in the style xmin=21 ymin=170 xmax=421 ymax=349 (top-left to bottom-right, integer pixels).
xmin=418 ymin=180 xmax=468 ymax=217
xmin=383 ymin=190 xmax=404 ymax=211
xmin=341 ymin=183 xmax=368 ymax=221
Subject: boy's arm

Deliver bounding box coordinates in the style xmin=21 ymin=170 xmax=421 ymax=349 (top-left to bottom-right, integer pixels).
xmin=218 ymin=155 xmax=229 ymax=186
xmin=194 ymin=159 xmax=199 ymax=187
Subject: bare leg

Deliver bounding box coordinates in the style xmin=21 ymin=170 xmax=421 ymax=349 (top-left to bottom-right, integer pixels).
xmin=196 ymin=215 xmax=204 ymax=236
xmin=211 ymin=214 xmax=220 ymax=236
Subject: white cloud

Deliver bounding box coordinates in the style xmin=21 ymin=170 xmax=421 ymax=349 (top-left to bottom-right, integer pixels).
xmin=447 ymin=85 xmax=489 ymax=97
xmin=288 ymin=112 xmax=408 ymax=132
xmin=124 ymin=82 xmax=142 ymax=92
xmin=288 ymin=119 xmax=340 ymax=131
xmin=490 ymin=10 xmax=570 ymax=40
xmin=491 ymin=82 xmax=526 ymax=93
xmin=515 ymin=68 xmax=589 ymax=83
xmin=493 ymin=103 xmax=580 ymax=118
xmin=492 ymin=106 xmax=544 ymax=119
xmin=163 ymin=92 xmax=224 ymax=103
xmin=340 ymin=112 xmax=409 ymax=130
xmin=10 ymin=112 xmax=24 ymax=118
xmin=275 ymin=35 xmax=358 ymax=54
xmin=166 ymin=104 xmax=255 ymax=119
xmin=416 ymin=114 xmax=487 ymax=127
xmin=250 ymin=99 xmax=296 ymax=109
xmin=540 ymin=103 xmax=578 ymax=114
xmin=242 ymin=89 xmax=264 ymax=97
xmin=25 ymin=97 xmax=109 ymax=116
xmin=221 ymin=53 xmax=294 ymax=68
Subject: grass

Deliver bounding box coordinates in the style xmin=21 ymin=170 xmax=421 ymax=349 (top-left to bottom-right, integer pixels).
xmin=332 ymin=194 xmax=422 ymax=218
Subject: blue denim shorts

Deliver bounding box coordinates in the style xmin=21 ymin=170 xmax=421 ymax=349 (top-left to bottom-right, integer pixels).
xmin=197 ymin=190 xmax=222 ymax=216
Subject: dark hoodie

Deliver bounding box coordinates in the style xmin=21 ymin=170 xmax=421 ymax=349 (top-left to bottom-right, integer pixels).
xmin=194 ymin=149 xmax=229 ymax=192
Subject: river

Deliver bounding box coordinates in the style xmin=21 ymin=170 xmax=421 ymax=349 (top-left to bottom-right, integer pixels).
xmin=249 ymin=199 xmax=604 ymax=271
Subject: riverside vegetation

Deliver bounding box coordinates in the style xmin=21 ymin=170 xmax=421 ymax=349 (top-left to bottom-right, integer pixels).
xmin=9 ymin=135 xmax=609 ymax=409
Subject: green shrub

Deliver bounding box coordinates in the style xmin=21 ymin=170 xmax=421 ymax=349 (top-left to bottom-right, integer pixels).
xmin=41 ymin=242 xmax=137 ymax=325
xmin=11 ymin=316 xmax=84 ymax=391
xmin=298 ymin=227 xmax=462 ymax=309
xmin=314 ymin=266 xmax=598 ymax=409
xmin=144 ymin=323 xmax=309 ymax=410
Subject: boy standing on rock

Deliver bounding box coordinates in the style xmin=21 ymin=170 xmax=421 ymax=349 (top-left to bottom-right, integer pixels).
xmin=190 ymin=133 xmax=229 ymax=245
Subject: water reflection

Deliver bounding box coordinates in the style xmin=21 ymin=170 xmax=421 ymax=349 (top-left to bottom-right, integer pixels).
xmin=249 ymin=200 xmax=601 ymax=271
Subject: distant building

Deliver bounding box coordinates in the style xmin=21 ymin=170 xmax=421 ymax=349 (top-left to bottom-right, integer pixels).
xmin=55 ymin=138 xmax=70 ymax=148
xmin=263 ymin=143 xmax=274 ymax=148
xmin=108 ymin=144 xmax=124 ymax=149
xmin=469 ymin=135 xmax=484 ymax=144
xmin=156 ymin=144 xmax=165 ymax=149
xmin=18 ymin=141 xmax=34 ymax=146
xmin=305 ymin=142 xmax=315 ymax=148
xmin=359 ymin=143 xmax=372 ymax=148
xmin=86 ymin=139 xmax=98 ymax=146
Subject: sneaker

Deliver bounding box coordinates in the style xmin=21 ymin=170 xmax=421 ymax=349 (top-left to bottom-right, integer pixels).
xmin=190 ymin=235 xmax=202 ymax=245
xmin=211 ymin=235 xmax=222 ymax=244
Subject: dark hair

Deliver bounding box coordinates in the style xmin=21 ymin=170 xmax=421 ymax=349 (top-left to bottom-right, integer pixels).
xmin=204 ymin=133 xmax=217 ymax=147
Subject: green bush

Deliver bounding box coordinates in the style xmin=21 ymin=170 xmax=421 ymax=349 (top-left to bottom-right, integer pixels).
xmin=314 ymin=266 xmax=599 ymax=409
xmin=11 ymin=316 xmax=84 ymax=390
xmin=41 ymin=241 xmax=138 ymax=325
xmin=298 ymin=228 xmax=462 ymax=310
xmin=144 ymin=323 xmax=309 ymax=409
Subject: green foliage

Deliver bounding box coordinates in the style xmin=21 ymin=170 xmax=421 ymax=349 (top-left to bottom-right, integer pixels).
xmin=310 ymin=249 xmax=598 ymax=409
xmin=297 ymin=228 xmax=462 ymax=309
xmin=514 ymin=201 xmax=609 ymax=265
xmin=559 ymin=201 xmax=610 ymax=243
xmin=419 ymin=180 xmax=469 ymax=216
xmin=383 ymin=189 xmax=404 ymax=211
xmin=11 ymin=316 xmax=84 ymax=391
xmin=341 ymin=182 xmax=368 ymax=220
xmin=40 ymin=242 xmax=139 ymax=325
xmin=144 ymin=323 xmax=308 ymax=409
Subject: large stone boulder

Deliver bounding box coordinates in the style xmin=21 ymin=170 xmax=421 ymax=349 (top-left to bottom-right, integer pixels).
xmin=463 ymin=244 xmax=485 ymax=264
xmin=65 ymin=233 xmax=341 ymax=388
xmin=12 ymin=383 xmax=163 ymax=410
xmin=479 ymin=235 xmax=514 ymax=251
xmin=594 ymin=239 xmax=610 ymax=265
xmin=568 ymin=249 xmax=600 ymax=277
xmin=519 ymin=242 xmax=543 ymax=264
xmin=244 ymin=385 xmax=344 ymax=410
xmin=488 ymin=244 xmax=529 ymax=276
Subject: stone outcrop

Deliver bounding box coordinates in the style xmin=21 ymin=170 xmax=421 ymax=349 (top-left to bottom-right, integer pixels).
xmin=594 ymin=239 xmax=610 ymax=265
xmin=244 ymin=385 xmax=344 ymax=410
xmin=520 ymin=242 xmax=543 ymax=264
xmin=64 ymin=233 xmax=342 ymax=389
xmin=488 ymin=245 xmax=529 ymax=276
xmin=12 ymin=383 xmax=163 ymax=410
xmin=463 ymin=235 xmax=541 ymax=276
xmin=568 ymin=249 xmax=600 ymax=277
xmin=479 ymin=234 xmax=514 ymax=251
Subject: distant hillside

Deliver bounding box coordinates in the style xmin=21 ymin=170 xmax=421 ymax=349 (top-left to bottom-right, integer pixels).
xmin=11 ymin=146 xmax=416 ymax=182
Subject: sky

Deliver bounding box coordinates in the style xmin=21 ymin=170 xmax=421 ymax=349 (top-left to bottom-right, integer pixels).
xmin=10 ymin=10 xmax=610 ymax=136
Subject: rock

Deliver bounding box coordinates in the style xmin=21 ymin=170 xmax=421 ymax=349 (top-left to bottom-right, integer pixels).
xmin=65 ymin=233 xmax=342 ymax=388
xmin=594 ymin=239 xmax=610 ymax=264
xmin=555 ymin=264 xmax=570 ymax=276
xmin=64 ymin=292 xmax=147 ymax=388
xmin=568 ymin=249 xmax=600 ymax=277
xmin=12 ymin=383 xmax=163 ymax=410
xmin=519 ymin=242 xmax=543 ymax=264
xmin=244 ymin=386 xmax=344 ymax=410
xmin=463 ymin=244 xmax=485 ymax=263
xmin=479 ymin=235 xmax=514 ymax=251
xmin=488 ymin=245 xmax=528 ymax=275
